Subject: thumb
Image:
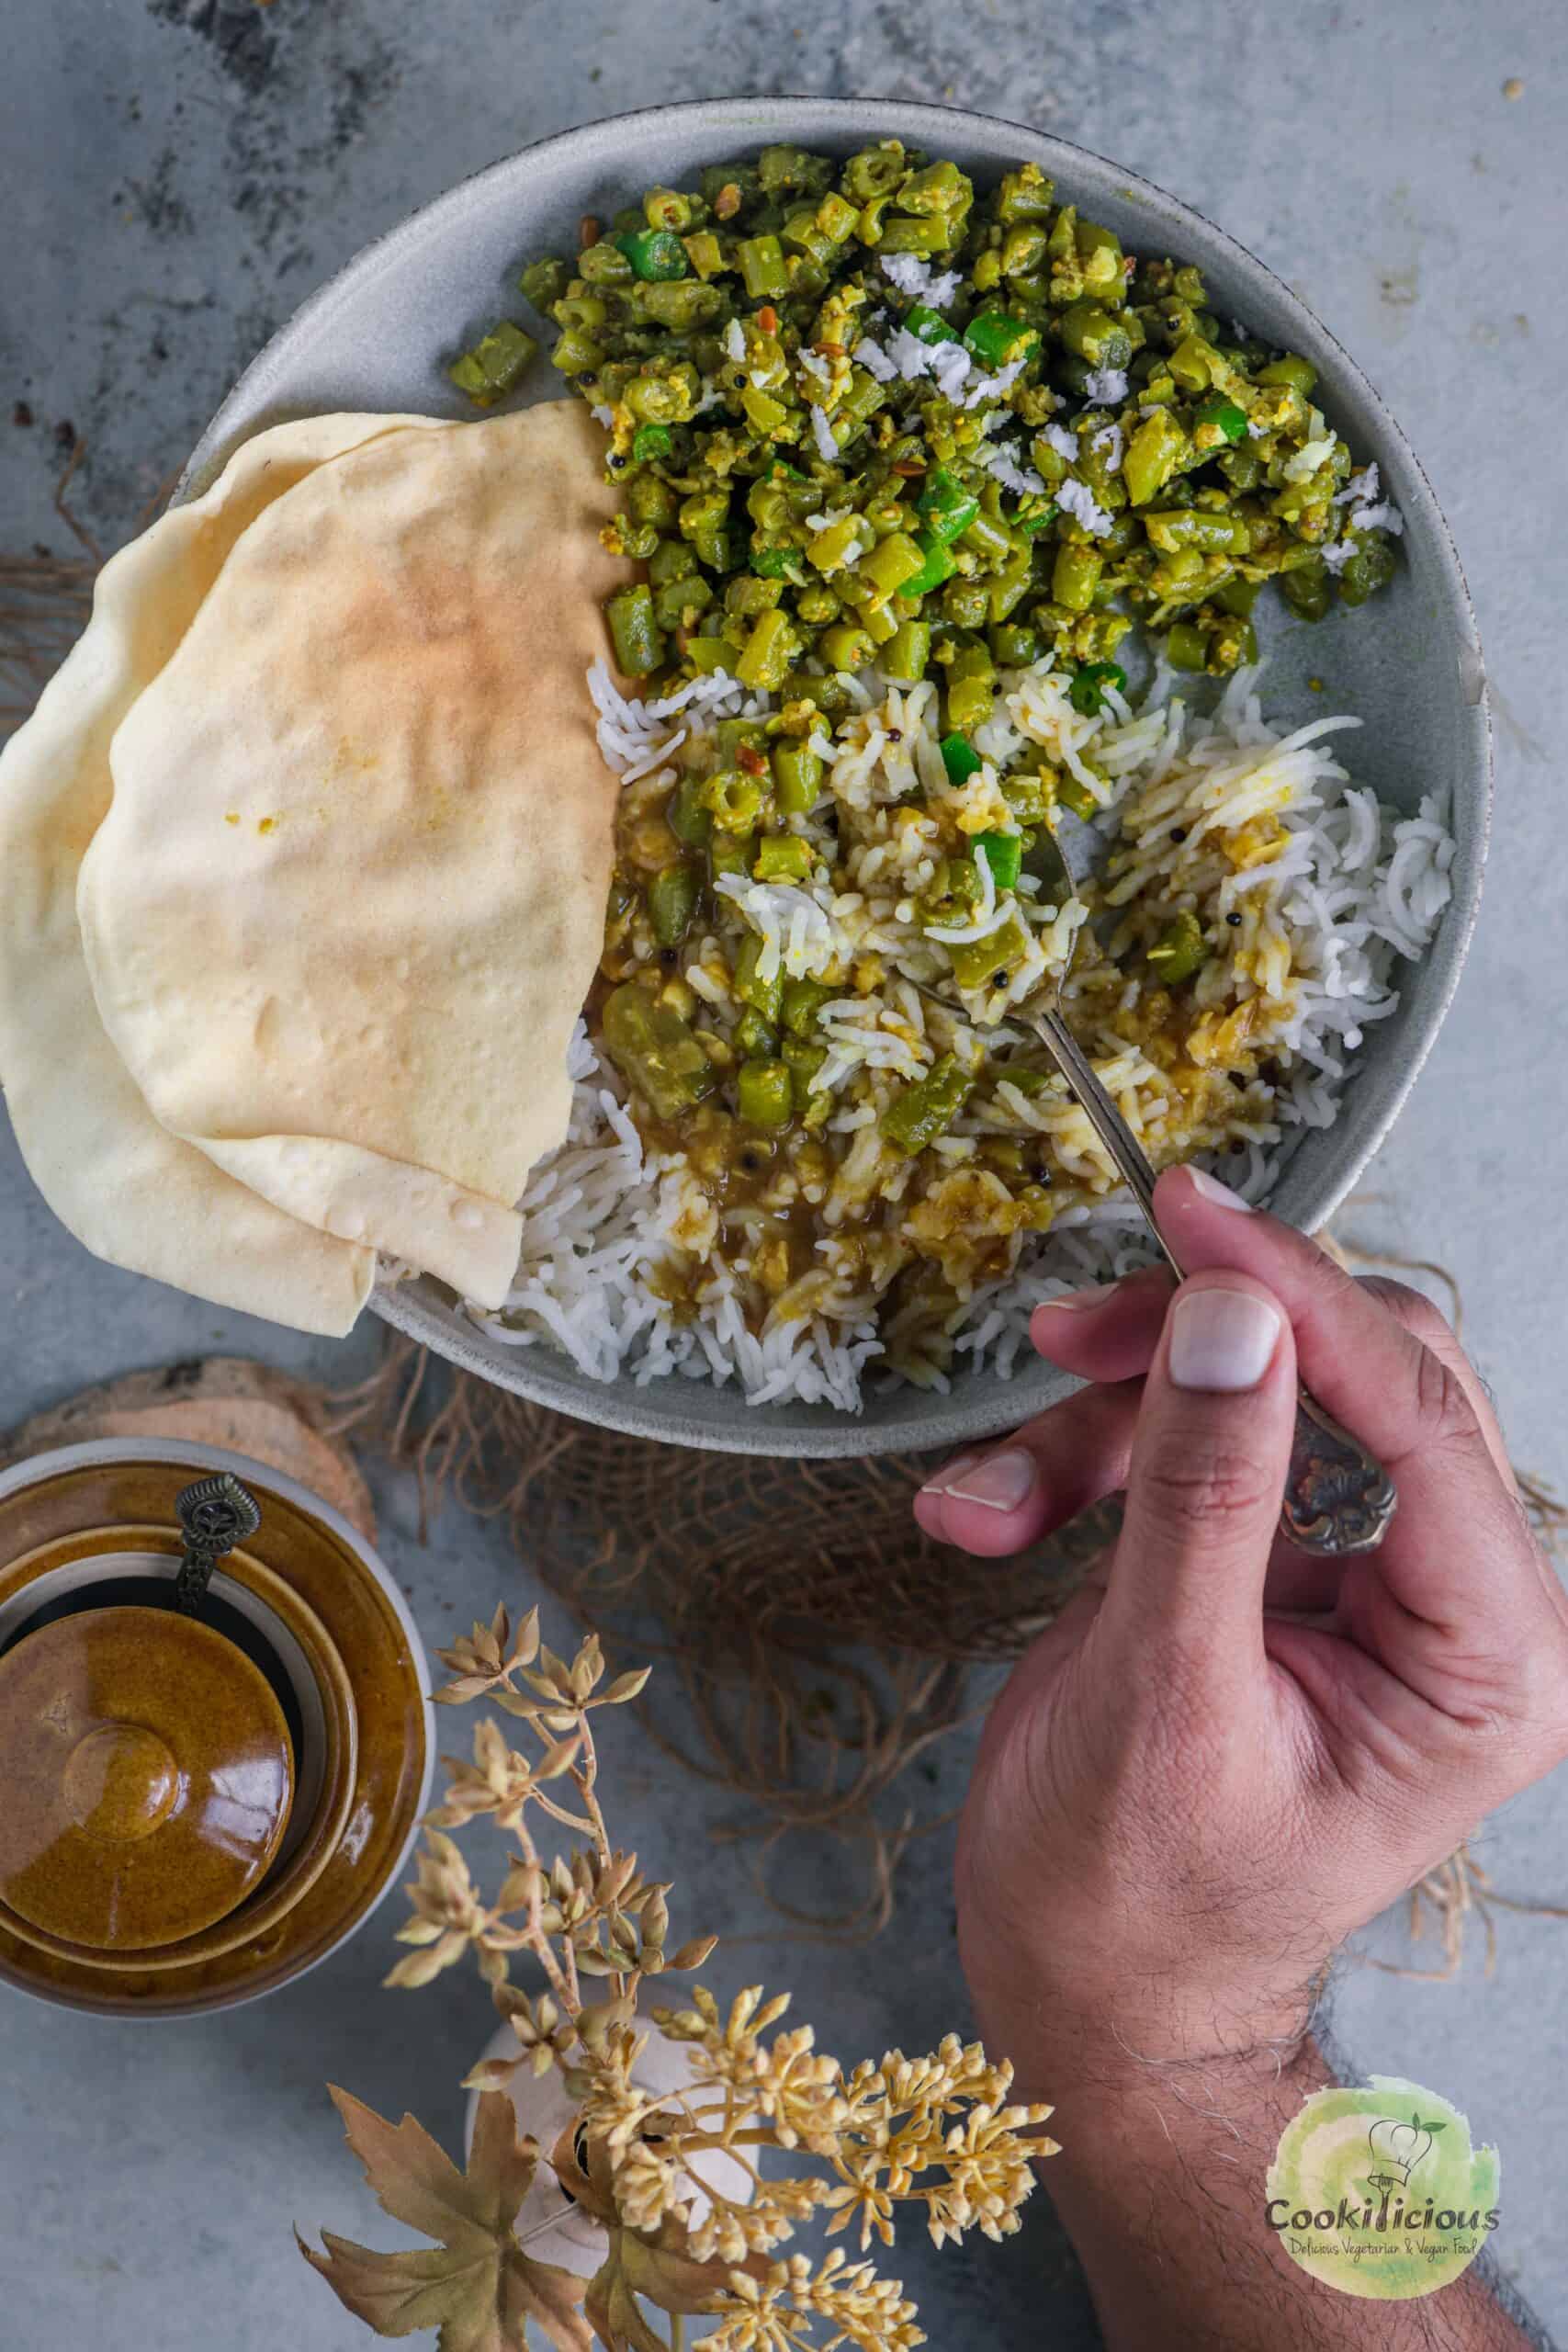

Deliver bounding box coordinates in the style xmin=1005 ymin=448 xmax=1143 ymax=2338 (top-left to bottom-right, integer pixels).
xmin=1097 ymin=1269 xmax=1297 ymax=1697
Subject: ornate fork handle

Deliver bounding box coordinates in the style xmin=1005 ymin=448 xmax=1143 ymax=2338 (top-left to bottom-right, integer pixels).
xmin=1032 ymin=1008 xmax=1396 ymax=1558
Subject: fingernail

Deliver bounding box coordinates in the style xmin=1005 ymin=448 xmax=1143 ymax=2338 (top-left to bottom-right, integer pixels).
xmin=1168 ymin=1289 xmax=1282 ymax=1391
xmin=1036 ymin=1281 xmax=1120 ymax=1314
xmin=919 ymin=1448 xmax=984 ymax=1498
xmin=1187 ymin=1165 xmax=1256 ymax=1212
xmin=944 ymin=1448 xmax=1037 ymax=1512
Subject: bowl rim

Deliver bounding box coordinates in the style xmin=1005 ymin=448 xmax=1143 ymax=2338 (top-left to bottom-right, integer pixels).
xmin=183 ymin=94 xmax=1492 ymax=1460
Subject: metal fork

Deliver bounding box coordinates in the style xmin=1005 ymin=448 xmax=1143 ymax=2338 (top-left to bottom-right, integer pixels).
xmin=912 ymin=831 xmax=1397 ymax=1556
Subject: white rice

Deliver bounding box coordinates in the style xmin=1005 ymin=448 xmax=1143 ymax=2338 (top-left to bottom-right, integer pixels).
xmin=446 ymin=660 xmax=1454 ymax=1412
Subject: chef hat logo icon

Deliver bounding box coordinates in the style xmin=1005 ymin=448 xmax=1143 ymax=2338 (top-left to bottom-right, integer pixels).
xmin=1366 ymin=2110 xmax=1445 ymax=2189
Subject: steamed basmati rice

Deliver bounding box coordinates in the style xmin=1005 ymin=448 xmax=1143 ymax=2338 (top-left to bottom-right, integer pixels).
xmin=440 ymin=658 xmax=1453 ymax=1412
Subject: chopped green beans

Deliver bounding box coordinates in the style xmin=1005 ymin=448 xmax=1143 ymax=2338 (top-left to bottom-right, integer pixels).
xmin=448 ymin=322 xmax=537 ymax=407
xmin=755 ymin=835 xmax=814 ymax=882
xmin=601 ymin=984 xmax=716 ymax=1121
xmin=903 ymin=301 xmax=952 ymax=345
xmin=648 ymin=863 xmax=700 ymax=947
xmin=738 ymin=234 xmax=789 ymax=299
xmin=771 ymin=741 xmax=824 ymax=813
xmin=947 ymin=908 xmax=1033 ymax=992
xmin=632 ymin=423 xmax=673 ymax=460
xmin=880 ymin=1055 xmax=976 ymax=1153
xmin=733 ymin=933 xmax=784 ymax=1025
xmin=782 ymin=977 xmax=834 ymax=1035
xmin=606 ymin=583 xmax=665 ymax=677
xmin=737 ymin=1057 xmax=795 ymax=1129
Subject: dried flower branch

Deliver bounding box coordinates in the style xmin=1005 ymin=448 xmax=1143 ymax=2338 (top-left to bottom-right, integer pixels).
xmin=303 ymin=1611 xmax=1057 ymax=2349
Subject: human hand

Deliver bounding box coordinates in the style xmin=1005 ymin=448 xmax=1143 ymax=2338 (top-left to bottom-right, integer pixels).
xmin=933 ymin=1165 xmax=1568 ymax=2086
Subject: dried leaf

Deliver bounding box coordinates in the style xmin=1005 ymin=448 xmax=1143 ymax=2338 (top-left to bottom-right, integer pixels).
xmin=537 ymin=1736 xmax=582 ymax=1781
xmin=600 ymin=1668 xmax=651 ymax=1706
xmin=299 ymin=2090 xmax=590 ymax=2352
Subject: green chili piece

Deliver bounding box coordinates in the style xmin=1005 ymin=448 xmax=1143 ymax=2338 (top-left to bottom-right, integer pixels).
xmin=1068 ymin=660 xmax=1128 ymax=716
xmin=879 ymin=1054 xmax=976 ymax=1153
xmin=903 ymin=301 xmax=953 ymax=347
xmin=974 ymin=831 xmax=1022 ymax=889
xmin=1147 ymin=910 xmax=1209 ymax=985
xmin=733 ymin=934 xmax=784 ymax=1026
xmin=939 ymin=732 xmax=982 ymax=785
xmin=755 ymin=835 xmax=814 ymax=883
xmin=883 ymin=618 xmax=932 ymax=681
xmin=648 ymin=863 xmax=700 ymax=948
xmin=750 ymin=543 xmax=796 ymax=580
xmin=901 ymin=533 xmax=957 ymax=597
xmin=737 ymin=1057 xmax=795 ymax=1131
xmin=606 ymin=584 xmax=665 ymax=678
xmin=737 ymin=234 xmax=789 ymax=299
xmin=601 ymin=984 xmax=716 ymax=1122
xmin=1194 ymin=396 xmax=1248 ymax=446
xmin=772 ymin=741 xmax=825 ymax=814
xmin=448 ymin=322 xmax=538 ymax=407
xmin=964 ymin=310 xmax=1039 ymax=367
xmin=614 ymin=228 xmax=688 ymax=282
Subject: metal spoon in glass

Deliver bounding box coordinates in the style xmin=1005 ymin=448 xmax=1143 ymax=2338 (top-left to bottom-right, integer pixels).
xmin=911 ymin=828 xmax=1397 ymax=1557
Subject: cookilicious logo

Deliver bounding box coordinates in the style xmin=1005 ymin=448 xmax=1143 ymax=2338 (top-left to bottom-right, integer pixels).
xmin=1266 ymin=2076 xmax=1500 ymax=2300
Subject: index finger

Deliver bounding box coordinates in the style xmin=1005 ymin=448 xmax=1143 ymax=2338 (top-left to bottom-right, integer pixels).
xmin=1155 ymin=1166 xmax=1530 ymax=1628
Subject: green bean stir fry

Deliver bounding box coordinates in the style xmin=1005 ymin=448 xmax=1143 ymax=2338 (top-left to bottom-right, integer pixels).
xmin=455 ymin=141 xmax=1398 ymax=698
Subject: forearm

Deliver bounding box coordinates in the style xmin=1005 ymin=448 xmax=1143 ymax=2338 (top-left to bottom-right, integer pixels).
xmin=1022 ymin=2028 xmax=1529 ymax=2352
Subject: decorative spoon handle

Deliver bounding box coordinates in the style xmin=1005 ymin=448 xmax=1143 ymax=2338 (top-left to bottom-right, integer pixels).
xmin=174 ymin=1472 xmax=263 ymax=1614
xmin=1030 ymin=1008 xmax=1396 ymax=1557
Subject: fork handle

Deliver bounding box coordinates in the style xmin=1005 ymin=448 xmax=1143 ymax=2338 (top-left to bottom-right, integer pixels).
xmin=1031 ymin=1009 xmax=1396 ymax=1557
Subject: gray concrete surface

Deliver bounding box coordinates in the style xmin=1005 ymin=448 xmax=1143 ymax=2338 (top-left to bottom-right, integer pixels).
xmin=2 ymin=3 xmax=1565 ymax=2346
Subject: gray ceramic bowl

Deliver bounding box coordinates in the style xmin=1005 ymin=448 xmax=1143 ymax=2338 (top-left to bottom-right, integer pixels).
xmin=183 ymin=96 xmax=1489 ymax=1460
